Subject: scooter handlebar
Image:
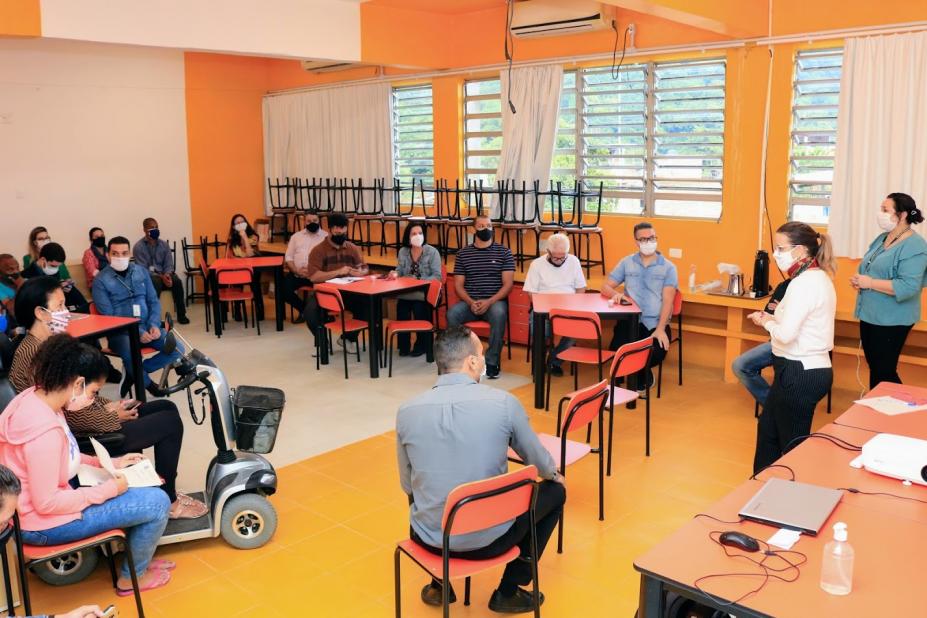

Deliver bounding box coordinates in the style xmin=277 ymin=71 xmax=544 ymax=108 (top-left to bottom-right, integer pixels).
xmin=159 ymin=370 xmax=210 ymax=396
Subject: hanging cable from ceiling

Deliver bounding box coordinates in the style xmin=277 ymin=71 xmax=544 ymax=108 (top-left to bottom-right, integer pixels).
xmin=610 ymin=20 xmax=630 ymax=80
xmin=504 ymin=0 xmax=517 ymax=113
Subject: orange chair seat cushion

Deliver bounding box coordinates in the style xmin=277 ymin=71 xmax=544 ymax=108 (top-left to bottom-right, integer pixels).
xmin=218 ymin=289 xmax=253 ymax=302
xmin=387 ymin=320 xmax=434 ymax=333
xmin=397 ymin=539 xmax=520 ymax=579
xmin=23 ymin=529 xmax=125 ymax=561
xmin=323 ymin=318 xmax=368 ymax=334
xmin=508 ymin=434 xmax=591 ymax=469
xmin=555 ymin=347 xmax=615 ymax=365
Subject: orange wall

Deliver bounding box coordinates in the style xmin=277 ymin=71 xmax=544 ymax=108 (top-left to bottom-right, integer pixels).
xmin=0 ymin=0 xmax=40 ymax=37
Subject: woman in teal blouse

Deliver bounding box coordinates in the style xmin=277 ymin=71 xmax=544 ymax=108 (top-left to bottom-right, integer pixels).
xmin=850 ymin=193 xmax=927 ymax=388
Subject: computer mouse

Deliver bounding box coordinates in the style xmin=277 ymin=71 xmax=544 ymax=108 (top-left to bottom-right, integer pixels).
xmin=719 ymin=531 xmax=760 ymax=552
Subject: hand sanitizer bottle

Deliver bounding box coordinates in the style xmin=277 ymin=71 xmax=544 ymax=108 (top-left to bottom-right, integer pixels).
xmin=820 ymin=522 xmax=854 ymax=595
xmin=688 ymin=265 xmax=696 ymax=292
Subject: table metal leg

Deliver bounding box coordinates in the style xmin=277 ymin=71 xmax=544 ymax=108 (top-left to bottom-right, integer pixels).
xmin=128 ymin=326 xmax=147 ymax=403
xmin=637 ymin=573 xmax=665 ymax=618
xmin=532 ymin=311 xmax=546 ymax=409
xmin=210 ymin=270 xmax=223 ymax=338
xmin=274 ymin=266 xmax=284 ymax=332
xmin=368 ymin=295 xmax=381 ymax=378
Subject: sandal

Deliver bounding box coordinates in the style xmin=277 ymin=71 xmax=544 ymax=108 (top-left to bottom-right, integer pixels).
xmin=116 ymin=568 xmax=171 ymax=596
xmin=169 ymin=498 xmax=208 ymax=520
xmin=149 ymin=558 xmax=176 ymax=571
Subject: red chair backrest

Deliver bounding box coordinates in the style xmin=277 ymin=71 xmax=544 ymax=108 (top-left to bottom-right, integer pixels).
xmin=560 ymin=379 xmax=609 ymax=434
xmin=314 ymin=284 xmax=344 ymax=314
xmin=609 ymin=337 xmax=654 ymax=380
xmin=89 ymin=302 xmax=99 ymax=315
xmin=442 ymin=465 xmax=537 ymax=536
xmin=425 ymin=279 xmax=442 ymax=308
xmin=550 ymin=308 xmax=602 ymax=341
xmin=217 ymin=267 xmax=252 ymax=286
xmin=672 ymin=288 xmax=683 ymax=316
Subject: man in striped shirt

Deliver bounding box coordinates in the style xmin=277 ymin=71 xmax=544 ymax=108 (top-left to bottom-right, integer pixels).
xmin=447 ymin=215 xmax=515 ymax=378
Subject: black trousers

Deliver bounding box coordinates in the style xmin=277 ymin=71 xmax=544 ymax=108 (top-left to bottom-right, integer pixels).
xmin=609 ymin=321 xmax=669 ymax=384
xmin=413 ymin=481 xmax=566 ymax=592
xmin=753 ymin=356 xmax=832 ymax=474
xmin=283 ymin=273 xmax=313 ymax=312
xmin=396 ymin=298 xmax=433 ymax=354
xmin=860 ymin=320 xmax=913 ymax=389
xmin=303 ymin=292 xmax=370 ymax=344
xmin=149 ymin=272 xmax=187 ymax=319
xmin=109 ymin=399 xmax=184 ymax=503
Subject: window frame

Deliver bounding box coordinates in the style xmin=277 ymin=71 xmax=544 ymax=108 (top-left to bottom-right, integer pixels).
xmin=463 ymin=77 xmax=503 ymax=188
xmin=391 ymin=83 xmax=435 ymax=196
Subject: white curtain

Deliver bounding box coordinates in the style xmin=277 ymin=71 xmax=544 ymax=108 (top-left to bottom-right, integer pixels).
xmin=262 ymin=82 xmax=393 ymax=211
xmin=829 ymin=32 xmax=927 ymax=258
xmin=494 ymin=64 xmax=563 ymax=219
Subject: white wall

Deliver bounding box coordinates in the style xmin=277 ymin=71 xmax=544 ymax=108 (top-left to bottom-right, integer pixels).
xmin=40 ymin=0 xmax=362 ymax=62
xmin=0 ymin=38 xmax=191 ymax=269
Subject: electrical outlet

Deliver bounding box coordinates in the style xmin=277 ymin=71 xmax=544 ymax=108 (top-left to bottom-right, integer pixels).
xmin=669 ymin=248 xmax=682 ymax=259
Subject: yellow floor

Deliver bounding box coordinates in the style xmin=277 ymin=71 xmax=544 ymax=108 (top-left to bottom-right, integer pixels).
xmin=17 ymin=351 xmax=851 ymax=617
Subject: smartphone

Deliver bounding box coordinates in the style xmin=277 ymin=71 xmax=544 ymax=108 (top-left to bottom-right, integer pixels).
xmin=619 ymin=297 xmax=632 ymax=306
xmin=102 ymin=605 xmax=118 ymax=618
xmin=377 ymin=274 xmax=391 ymax=280
xmin=122 ymin=399 xmax=141 ymax=410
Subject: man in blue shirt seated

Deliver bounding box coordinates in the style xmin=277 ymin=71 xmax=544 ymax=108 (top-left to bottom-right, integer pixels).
xmin=601 ymin=222 xmax=678 ymax=388
xmin=0 ymin=254 xmax=24 ymax=330
xmin=396 ymin=325 xmax=565 ymax=614
xmin=133 ymin=217 xmax=189 ymax=325
xmin=93 ymin=236 xmax=183 ymax=397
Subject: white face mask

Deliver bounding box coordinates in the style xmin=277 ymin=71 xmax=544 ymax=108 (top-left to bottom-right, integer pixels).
xmin=66 ymin=379 xmax=94 ymax=411
xmin=234 ymin=222 xmax=248 ymax=232
xmin=42 ymin=307 xmax=71 ymax=335
xmin=410 ymin=234 xmax=424 ymax=248
xmin=42 ymin=265 xmax=60 ymax=276
xmin=876 ymin=210 xmax=897 ymax=232
xmin=36 ymin=238 xmax=51 ymax=249
xmin=638 ymin=240 xmax=657 ymax=256
xmin=110 ymin=257 xmax=130 ymax=271
xmin=773 ymin=247 xmax=797 ymax=271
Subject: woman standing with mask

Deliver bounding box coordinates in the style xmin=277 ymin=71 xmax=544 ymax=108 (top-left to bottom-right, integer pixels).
xmin=389 ymin=223 xmax=442 ymax=356
xmin=748 ymin=222 xmax=836 ymax=473
xmin=850 ymin=193 xmax=927 ymax=389
xmin=82 ymin=227 xmax=109 ymax=288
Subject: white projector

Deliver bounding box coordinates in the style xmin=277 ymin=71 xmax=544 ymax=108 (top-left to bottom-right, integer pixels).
xmin=852 ymin=433 xmax=927 ymax=486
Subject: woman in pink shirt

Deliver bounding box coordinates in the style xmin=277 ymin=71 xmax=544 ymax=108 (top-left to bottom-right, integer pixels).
xmin=81 ymin=227 xmax=109 ymax=289
xmin=0 ymin=335 xmax=173 ymax=595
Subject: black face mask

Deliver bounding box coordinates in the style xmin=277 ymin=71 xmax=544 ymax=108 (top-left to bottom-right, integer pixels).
xmin=306 ymin=222 xmax=320 ymax=234
xmin=475 ymin=229 xmax=493 ymax=242
xmin=547 ymin=255 xmax=566 ymax=268
xmin=331 ymin=234 xmax=347 ymax=246
xmin=92 ymin=236 xmax=106 ymax=249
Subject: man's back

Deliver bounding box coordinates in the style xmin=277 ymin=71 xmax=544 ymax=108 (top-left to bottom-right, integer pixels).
xmin=396 ymin=373 xmax=554 ymax=551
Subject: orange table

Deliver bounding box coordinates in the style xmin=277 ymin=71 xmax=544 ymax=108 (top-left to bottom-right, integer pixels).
xmin=633 ymin=383 xmax=927 ymax=617
xmin=833 ymin=382 xmax=927 ymax=441
xmin=208 ymin=256 xmax=285 ymax=337
xmin=529 ymin=293 xmax=641 ymax=409
xmin=66 ymin=314 xmax=145 ymax=402
xmin=322 ymin=276 xmax=430 ymax=378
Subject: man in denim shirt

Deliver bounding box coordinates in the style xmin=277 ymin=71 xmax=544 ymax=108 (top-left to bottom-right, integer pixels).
xmin=601 ymin=222 xmax=678 ymax=387
xmin=133 ymin=217 xmax=189 ymax=324
xmin=93 ymin=237 xmax=183 ymax=396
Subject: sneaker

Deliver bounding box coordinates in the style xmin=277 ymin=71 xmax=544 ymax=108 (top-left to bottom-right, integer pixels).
xmin=486 ymin=364 xmax=501 ymax=379
xmin=421 ymin=581 xmax=456 ymax=607
xmin=488 ymin=588 xmax=544 ymax=614
xmin=146 ymin=382 xmax=167 ymax=398
xmin=336 ymin=336 xmax=358 ymax=354
xmin=548 ymin=364 xmax=564 ymax=377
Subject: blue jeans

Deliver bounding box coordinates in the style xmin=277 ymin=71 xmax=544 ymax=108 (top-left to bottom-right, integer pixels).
xmin=528 ymin=311 xmax=574 ymax=368
xmin=21 ymin=487 xmax=170 ymax=578
xmin=447 ymin=300 xmax=508 ymax=367
xmin=108 ymin=329 xmax=183 ymax=387
xmin=732 ymin=342 xmax=774 ymax=405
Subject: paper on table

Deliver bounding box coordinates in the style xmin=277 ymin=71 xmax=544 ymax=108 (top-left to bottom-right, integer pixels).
xmin=77 ymin=438 xmax=162 ymax=488
xmin=767 ymin=528 xmax=801 ymax=550
xmin=328 ymin=277 xmax=364 ymax=285
xmin=854 ymin=395 xmax=927 ymax=416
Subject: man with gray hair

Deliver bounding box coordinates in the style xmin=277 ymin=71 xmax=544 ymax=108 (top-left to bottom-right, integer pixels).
xmin=396 ymin=325 xmax=565 ymax=614
xmin=523 ymin=233 xmax=587 ymax=377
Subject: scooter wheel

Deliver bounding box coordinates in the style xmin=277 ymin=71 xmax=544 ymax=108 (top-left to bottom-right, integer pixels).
xmin=220 ymin=493 xmax=278 ymax=549
xmin=32 ymin=548 xmax=99 ymax=586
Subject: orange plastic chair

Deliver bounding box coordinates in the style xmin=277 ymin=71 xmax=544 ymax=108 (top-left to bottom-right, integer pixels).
xmin=463 ymin=316 xmax=512 ymax=361
xmin=656 ymin=288 xmax=683 ymax=398
xmin=544 ymin=309 xmax=615 ymax=411
xmin=314 ymin=283 xmax=369 ymax=379
xmin=393 ymin=465 xmax=540 ymax=618
xmin=385 ymin=279 xmax=442 ymax=377
xmin=20 ymin=523 xmax=146 ymax=617
xmin=511 ymin=380 xmax=609 ymax=554
xmin=604 ymin=337 xmax=655 ymax=464
xmin=216 ymin=266 xmax=260 ymax=335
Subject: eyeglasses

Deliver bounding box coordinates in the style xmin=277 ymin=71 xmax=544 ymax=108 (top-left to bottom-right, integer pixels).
xmin=635 ymin=236 xmax=657 ymax=243
xmin=773 ymin=245 xmax=794 ymax=253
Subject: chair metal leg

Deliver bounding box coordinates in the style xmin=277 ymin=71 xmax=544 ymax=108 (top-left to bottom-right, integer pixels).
xmin=122 ymin=539 xmax=146 ymax=618
xmin=393 ymin=548 xmax=402 ymax=618
xmin=343 ymin=334 xmax=350 ymax=380
xmin=645 ymin=390 xmax=651 ymax=457
xmin=598 ymin=414 xmax=605 ymax=521
xmin=606 ymin=401 xmax=616 ymax=476
xmin=657 ymin=361 xmax=663 ymax=399
xmin=677 ymin=331 xmax=683 ymax=386
xmin=755 ymin=400 xmax=760 ymax=418
xmin=826 ymin=388 xmax=832 ymax=414
xmin=545 ymin=367 xmax=552 ymax=411
xmin=464 ymin=576 xmax=471 ymax=606
xmin=388 ymin=331 xmax=395 ymax=378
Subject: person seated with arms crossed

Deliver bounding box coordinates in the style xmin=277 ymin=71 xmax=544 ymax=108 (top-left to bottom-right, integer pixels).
xmin=302 ymin=213 xmax=369 ymax=351
xmin=82 ymin=227 xmax=109 ymax=290
xmin=93 ymin=237 xmax=184 ymax=398
xmin=225 ymin=213 xmax=265 ymax=322
xmin=397 ymin=326 xmax=565 ymax=613
xmin=731 ymin=278 xmax=791 ymax=408
xmin=283 ymin=210 xmax=328 ymax=324
xmin=9 ymin=277 xmax=206 ymax=519
xmin=446 ymin=215 xmax=515 ymax=379
xmin=600 ymin=222 xmax=677 ymax=389
xmin=22 ymin=242 xmax=89 ymax=314
xmin=523 ymin=233 xmax=587 ymax=377
xmin=0 ymin=464 xmax=110 ymax=618
xmin=132 ymin=217 xmax=189 ymax=325
xmin=749 ymin=222 xmax=836 ymax=474
xmin=387 ymin=222 xmax=442 ymax=357
xmin=0 ymin=335 xmax=174 ymax=595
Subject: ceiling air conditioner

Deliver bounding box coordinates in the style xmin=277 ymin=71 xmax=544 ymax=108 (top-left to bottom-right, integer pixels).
xmin=300 ymin=60 xmax=364 ymax=73
xmin=511 ymin=0 xmax=614 ymax=39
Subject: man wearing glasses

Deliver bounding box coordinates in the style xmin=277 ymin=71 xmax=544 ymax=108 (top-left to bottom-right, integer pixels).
xmin=600 ymin=222 xmax=678 ymax=388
